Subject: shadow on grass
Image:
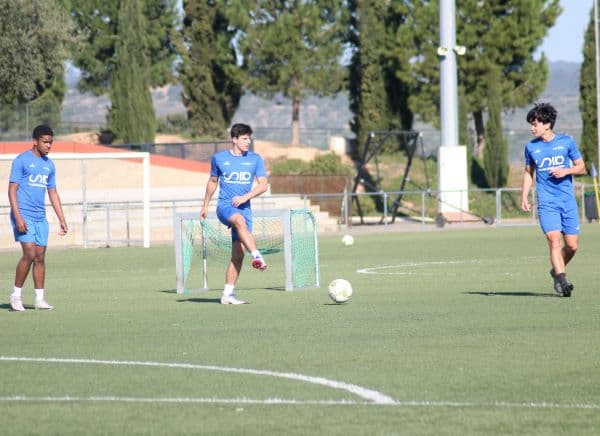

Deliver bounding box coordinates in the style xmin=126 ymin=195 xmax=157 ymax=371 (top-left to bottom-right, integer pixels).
xmin=464 ymin=291 xmax=559 ymax=298
xmin=177 ymin=297 xmax=222 ymax=304
xmin=1 ymin=303 xmax=36 ymax=311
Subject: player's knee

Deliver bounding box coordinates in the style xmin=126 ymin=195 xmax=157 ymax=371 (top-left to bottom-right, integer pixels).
xmin=565 ymin=241 xmax=578 ymax=255
xmin=547 ymin=237 xmax=562 ymax=250
xmin=231 ymin=251 xmax=244 ymax=264
xmin=21 ymin=250 xmax=36 ymax=263
xmin=229 ymin=215 xmax=248 ymax=230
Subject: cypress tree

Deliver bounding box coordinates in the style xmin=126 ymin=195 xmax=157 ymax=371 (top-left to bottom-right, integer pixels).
xmin=180 ymin=0 xmax=241 ymax=138
xmin=348 ymin=1 xmax=414 ymax=158
xmin=348 ymin=0 xmax=392 ymax=156
xmin=109 ymin=0 xmax=156 ymax=144
xmin=483 ymin=66 xmax=509 ymax=188
xmin=579 ymin=7 xmax=597 ymax=171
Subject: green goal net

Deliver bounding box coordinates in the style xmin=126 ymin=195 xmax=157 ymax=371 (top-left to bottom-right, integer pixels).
xmin=174 ymin=209 xmax=319 ymax=293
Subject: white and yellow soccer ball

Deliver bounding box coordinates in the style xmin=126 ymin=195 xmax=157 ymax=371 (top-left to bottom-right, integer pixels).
xmin=341 ymin=234 xmax=354 ymax=246
xmin=328 ymin=278 xmax=353 ymax=304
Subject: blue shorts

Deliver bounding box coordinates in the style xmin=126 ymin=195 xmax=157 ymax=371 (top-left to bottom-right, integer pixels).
xmin=11 ymin=216 xmax=49 ymax=246
xmin=538 ymin=201 xmax=580 ymax=235
xmin=216 ymin=204 xmax=253 ymax=242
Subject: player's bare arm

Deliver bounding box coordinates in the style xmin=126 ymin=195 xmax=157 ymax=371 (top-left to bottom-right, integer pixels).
xmin=200 ymin=176 xmax=219 ymax=219
xmin=231 ymin=176 xmax=268 ymax=207
xmin=48 ymin=188 xmax=68 ymax=235
xmin=521 ymin=165 xmax=535 ymax=212
xmin=549 ymin=158 xmax=586 ymax=179
xmin=8 ymin=182 xmax=27 ymax=232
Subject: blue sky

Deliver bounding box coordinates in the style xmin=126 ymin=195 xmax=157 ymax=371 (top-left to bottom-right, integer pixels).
xmin=539 ymin=0 xmax=593 ymax=63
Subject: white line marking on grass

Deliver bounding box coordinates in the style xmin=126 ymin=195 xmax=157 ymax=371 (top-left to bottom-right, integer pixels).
xmin=0 ymin=396 xmax=598 ymax=410
xmin=357 ymin=260 xmax=479 ymax=275
xmin=3 ymin=357 xmax=596 ymax=410
xmin=357 ymin=257 xmax=546 ymax=275
xmin=0 ymin=356 xmax=395 ymax=405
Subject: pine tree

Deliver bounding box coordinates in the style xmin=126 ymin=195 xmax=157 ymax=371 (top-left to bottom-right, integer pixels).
xmin=109 ymin=0 xmax=156 ymax=144
xmin=226 ymin=0 xmax=347 ymax=145
xmin=393 ymin=0 xmax=560 ymax=158
xmin=69 ymin=0 xmax=179 ymax=96
xmin=180 ymin=0 xmax=242 ymax=138
xmin=483 ymin=67 xmax=509 ymax=188
xmin=579 ymin=7 xmax=598 ymax=171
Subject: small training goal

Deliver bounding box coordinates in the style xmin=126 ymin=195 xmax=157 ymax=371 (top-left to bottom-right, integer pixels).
xmin=174 ymin=208 xmax=319 ymax=293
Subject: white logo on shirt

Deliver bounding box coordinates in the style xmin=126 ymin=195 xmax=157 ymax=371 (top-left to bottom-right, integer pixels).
xmin=28 ymin=174 xmax=48 ymax=188
xmin=223 ymin=172 xmax=252 ymax=183
xmin=539 ymin=155 xmax=565 ymax=168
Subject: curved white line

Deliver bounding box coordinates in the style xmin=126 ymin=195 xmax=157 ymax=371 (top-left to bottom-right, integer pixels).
xmin=0 ymin=356 xmax=396 ymax=405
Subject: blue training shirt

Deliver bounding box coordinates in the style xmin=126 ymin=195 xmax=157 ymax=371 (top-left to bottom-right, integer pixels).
xmin=210 ymin=150 xmax=267 ymax=209
xmin=9 ymin=150 xmax=57 ymax=220
xmin=524 ymin=134 xmax=581 ymax=205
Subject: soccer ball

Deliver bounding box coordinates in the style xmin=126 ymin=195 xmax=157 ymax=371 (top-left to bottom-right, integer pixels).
xmin=341 ymin=234 xmax=354 ymax=246
xmin=328 ymin=278 xmax=353 ymax=304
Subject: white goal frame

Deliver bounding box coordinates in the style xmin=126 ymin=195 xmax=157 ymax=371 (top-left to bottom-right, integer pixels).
xmin=174 ymin=209 xmax=320 ymax=293
xmin=0 ymin=152 xmax=151 ymax=248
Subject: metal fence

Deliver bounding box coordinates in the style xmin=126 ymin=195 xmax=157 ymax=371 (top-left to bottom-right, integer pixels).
xmin=1 ymin=185 xmax=597 ymax=250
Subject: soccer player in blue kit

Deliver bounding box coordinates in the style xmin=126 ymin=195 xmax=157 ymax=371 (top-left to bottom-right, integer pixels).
xmin=521 ymin=103 xmax=586 ymax=297
xmin=200 ymin=123 xmax=268 ymax=305
xmin=8 ymin=125 xmax=68 ymax=311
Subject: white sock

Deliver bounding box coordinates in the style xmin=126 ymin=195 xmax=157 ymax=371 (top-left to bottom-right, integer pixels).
xmin=251 ymin=250 xmax=261 ymax=258
xmin=34 ymin=288 xmax=45 ymax=301
xmin=11 ymin=286 xmax=22 ymax=298
xmin=223 ymin=284 xmax=235 ymax=296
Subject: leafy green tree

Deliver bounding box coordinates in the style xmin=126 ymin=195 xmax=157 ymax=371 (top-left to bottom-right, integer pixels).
xmin=483 ymin=66 xmax=509 ymax=188
xmin=69 ymin=0 xmax=179 ymax=96
xmin=180 ymin=0 xmax=242 ymax=138
xmin=29 ymin=73 xmax=67 ymax=129
xmin=579 ymin=7 xmax=598 ymax=172
xmin=0 ymin=0 xmax=73 ymax=104
xmin=109 ymin=0 xmax=156 ymax=143
xmin=347 ymin=0 xmax=412 ymax=156
xmin=394 ymin=0 xmax=560 ymax=158
xmin=226 ymin=0 xmax=347 ymax=145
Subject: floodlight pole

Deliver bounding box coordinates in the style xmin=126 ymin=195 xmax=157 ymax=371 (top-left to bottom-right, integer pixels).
xmin=439 ymin=0 xmax=459 ymax=148
xmin=437 ymin=0 xmax=469 ymax=217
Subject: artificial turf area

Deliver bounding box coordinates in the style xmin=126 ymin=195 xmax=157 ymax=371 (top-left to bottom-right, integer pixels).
xmin=1 ymin=224 xmax=599 ymax=435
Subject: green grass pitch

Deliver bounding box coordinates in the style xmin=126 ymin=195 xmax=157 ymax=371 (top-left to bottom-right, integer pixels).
xmin=1 ymin=225 xmax=599 ymax=435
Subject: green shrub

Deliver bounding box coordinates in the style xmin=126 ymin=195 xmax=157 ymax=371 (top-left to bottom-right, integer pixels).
xmin=270 ymin=153 xmax=354 ymax=176
xmin=270 ymin=158 xmax=307 ymax=176
xmin=302 ymin=153 xmax=354 ymax=176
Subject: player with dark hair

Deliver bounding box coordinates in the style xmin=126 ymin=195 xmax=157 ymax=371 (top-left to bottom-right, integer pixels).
xmin=200 ymin=123 xmax=268 ymax=304
xmin=521 ymin=103 xmax=586 ymax=297
xmin=8 ymin=124 xmax=68 ymax=311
